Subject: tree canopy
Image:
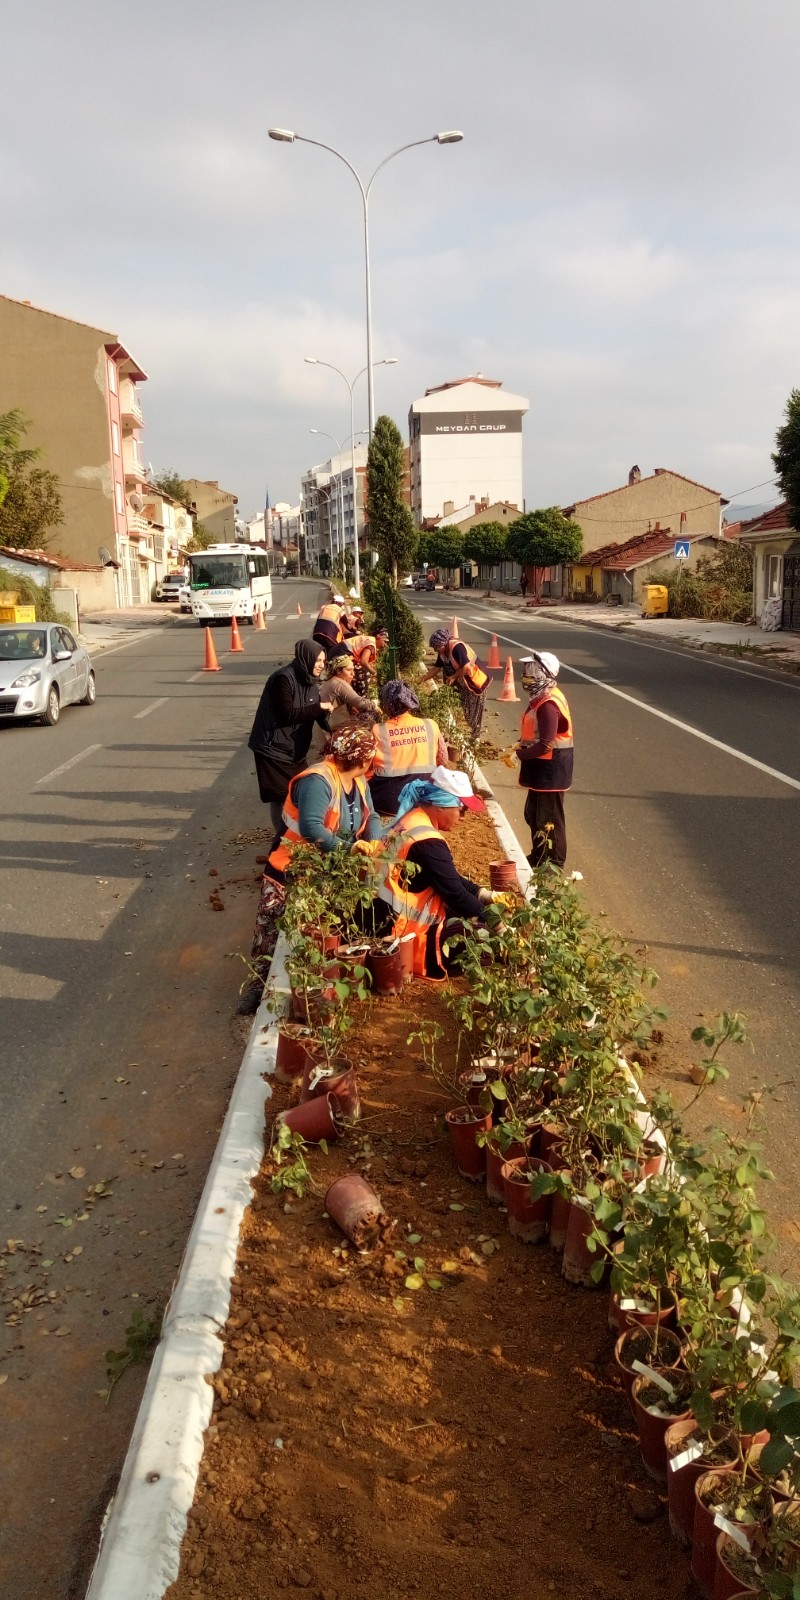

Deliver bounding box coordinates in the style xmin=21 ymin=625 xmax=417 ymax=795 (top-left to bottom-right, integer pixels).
xmin=772 ymin=389 xmax=800 ymax=533
xmin=0 ymin=409 xmax=64 ymax=550
xmin=365 ymin=415 xmax=418 ymax=585
xmin=186 ymin=522 xmax=215 ymax=551
xmin=420 ymin=524 xmax=465 ymax=570
xmin=463 ymin=520 xmax=509 ymax=567
xmin=507 ymin=506 xmax=583 ymax=569
xmin=153 ymin=469 xmax=191 ymax=507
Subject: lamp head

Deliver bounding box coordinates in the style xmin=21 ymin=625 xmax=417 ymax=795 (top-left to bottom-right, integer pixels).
xmin=304 ymin=356 xmax=318 ymax=364
xmin=382 ymin=357 xmax=398 ymax=366
xmin=268 ymin=127 xmax=296 ymax=142
xmin=435 ymin=130 xmax=464 ymax=144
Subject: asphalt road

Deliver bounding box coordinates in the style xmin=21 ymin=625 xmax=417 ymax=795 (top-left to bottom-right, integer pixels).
xmin=0 ymin=581 xmax=323 ymax=1600
xmin=411 ymin=591 xmax=800 ymax=1256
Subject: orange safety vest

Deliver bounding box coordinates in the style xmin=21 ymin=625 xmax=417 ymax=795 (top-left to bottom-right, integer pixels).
xmin=269 ymin=760 xmax=370 ymax=873
xmin=346 ymin=633 xmax=377 ymax=668
xmin=378 ymin=806 xmax=449 ymax=977
xmin=372 ymin=713 xmax=439 ymax=781
xmin=518 ymin=685 xmax=574 ymax=792
xmin=314 ymin=605 xmax=344 ymax=645
xmin=442 ymin=639 xmax=488 ymax=695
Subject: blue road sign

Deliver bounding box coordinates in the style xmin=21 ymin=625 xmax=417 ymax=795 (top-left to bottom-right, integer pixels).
xmin=674 ymin=539 xmax=691 ymax=559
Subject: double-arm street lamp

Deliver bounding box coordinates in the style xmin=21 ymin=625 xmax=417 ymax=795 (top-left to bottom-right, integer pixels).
xmin=268 ymin=127 xmax=463 ymax=436
xmin=305 ymin=355 xmax=397 ymax=595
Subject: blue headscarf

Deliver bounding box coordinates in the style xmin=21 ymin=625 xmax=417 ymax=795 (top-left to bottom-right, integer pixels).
xmin=394 ymin=778 xmax=460 ymax=820
xmin=380 ymin=679 xmax=420 ymax=717
xmin=429 ymin=628 xmax=453 ymax=654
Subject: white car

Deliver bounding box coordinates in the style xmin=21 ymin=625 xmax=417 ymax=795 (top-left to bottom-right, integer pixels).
xmin=0 ymin=623 xmax=96 ymax=726
xmin=155 ymin=573 xmax=187 ymax=603
xmin=178 ymin=584 xmax=192 ymax=613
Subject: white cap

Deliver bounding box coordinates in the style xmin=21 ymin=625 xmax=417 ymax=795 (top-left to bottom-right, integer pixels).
xmin=431 ymin=765 xmax=486 ymax=813
xmin=535 ymin=651 xmax=560 ymax=676
xmin=348 ymin=587 xmax=360 ymax=599
xmin=333 ymin=593 xmax=345 ymax=604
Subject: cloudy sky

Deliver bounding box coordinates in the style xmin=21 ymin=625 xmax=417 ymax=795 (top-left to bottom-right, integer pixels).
xmin=3 ymin=0 xmax=799 ymax=520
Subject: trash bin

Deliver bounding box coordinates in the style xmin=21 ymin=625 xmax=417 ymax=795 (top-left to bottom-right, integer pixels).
xmin=642 ymin=584 xmax=668 ymax=617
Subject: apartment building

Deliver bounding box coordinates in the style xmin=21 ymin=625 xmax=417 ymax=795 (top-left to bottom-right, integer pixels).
xmin=0 ymin=292 xmax=153 ymax=606
xmin=300 ymin=445 xmax=369 ymax=574
xmin=409 ymin=375 xmax=529 ymax=524
xmin=183 ymin=478 xmax=238 ymax=542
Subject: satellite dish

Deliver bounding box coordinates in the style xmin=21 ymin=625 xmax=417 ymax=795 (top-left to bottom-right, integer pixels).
xmin=129 ymin=492 xmax=144 ymax=512
xmin=98 ymin=546 xmax=112 ymax=564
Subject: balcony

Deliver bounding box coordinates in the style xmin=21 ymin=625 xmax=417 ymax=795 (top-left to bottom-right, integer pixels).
xmin=120 ymin=386 xmax=144 ymax=427
xmin=127 ymin=513 xmax=151 ymax=538
xmin=124 ymin=455 xmax=148 ymax=484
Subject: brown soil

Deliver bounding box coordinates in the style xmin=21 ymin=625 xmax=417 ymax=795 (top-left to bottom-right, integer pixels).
xmin=448 ymin=808 xmax=514 ymax=887
xmin=165 ymin=981 xmax=691 ymax=1600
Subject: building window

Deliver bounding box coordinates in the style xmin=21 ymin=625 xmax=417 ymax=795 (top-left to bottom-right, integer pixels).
xmin=107 ymin=359 xmax=117 ymax=395
xmin=115 ymin=481 xmax=124 ymax=515
xmin=112 ymin=421 xmax=120 ymax=456
xmin=766 ymin=554 xmax=782 ymax=599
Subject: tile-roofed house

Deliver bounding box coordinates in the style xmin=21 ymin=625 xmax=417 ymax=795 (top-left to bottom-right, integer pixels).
xmin=563 ymin=467 xmax=728 ymax=557
xmin=567 ymin=528 xmax=719 ymax=603
xmin=738 ymin=503 xmax=800 ymax=629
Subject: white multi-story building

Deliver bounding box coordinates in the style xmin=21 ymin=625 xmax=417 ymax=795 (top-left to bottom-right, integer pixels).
xmin=409 ymin=375 xmax=529 ymax=524
xmin=300 ymin=445 xmax=368 ymax=574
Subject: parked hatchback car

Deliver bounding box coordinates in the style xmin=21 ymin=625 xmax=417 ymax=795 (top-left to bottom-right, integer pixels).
xmin=155 ymin=572 xmax=187 ymax=603
xmin=0 ymin=624 xmax=96 ymax=726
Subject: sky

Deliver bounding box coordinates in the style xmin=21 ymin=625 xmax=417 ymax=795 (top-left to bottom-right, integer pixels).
xmin=2 ymin=0 xmax=799 ymax=522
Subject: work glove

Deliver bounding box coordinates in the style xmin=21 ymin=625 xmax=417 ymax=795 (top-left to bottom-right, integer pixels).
xmin=477 ymin=887 xmax=495 ymax=906
xmin=351 ymin=839 xmax=384 ymax=857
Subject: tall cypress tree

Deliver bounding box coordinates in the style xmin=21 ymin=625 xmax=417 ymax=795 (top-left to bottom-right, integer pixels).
xmin=366 ymin=415 xmax=418 ymax=585
xmin=772 ymin=389 xmax=800 ymax=533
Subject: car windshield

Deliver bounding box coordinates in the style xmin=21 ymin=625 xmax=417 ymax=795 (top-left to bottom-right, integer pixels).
xmin=189 ymin=556 xmax=247 ymax=590
xmin=0 ymin=628 xmax=48 ymax=661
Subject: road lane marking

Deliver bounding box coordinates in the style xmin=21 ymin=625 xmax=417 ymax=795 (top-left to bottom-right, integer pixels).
xmin=133 ymin=697 xmax=169 ymax=720
xmin=462 ymin=619 xmax=800 ymax=794
xmin=187 ymin=670 xmax=206 ymax=682
xmin=35 ymin=743 xmax=102 ymax=786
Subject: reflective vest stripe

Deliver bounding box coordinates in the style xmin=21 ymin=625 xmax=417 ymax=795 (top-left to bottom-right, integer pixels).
xmin=373 ymin=715 xmax=439 ymax=778
xmin=520 ymin=686 xmax=573 ymax=752
xmin=445 ymin=641 xmax=488 ymax=694
xmin=378 ymin=808 xmax=449 ymax=928
xmin=268 ymin=761 xmax=369 ymax=872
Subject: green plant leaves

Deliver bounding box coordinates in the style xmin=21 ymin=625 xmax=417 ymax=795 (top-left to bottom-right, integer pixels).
xmin=758 ymin=1435 xmax=795 ymax=1478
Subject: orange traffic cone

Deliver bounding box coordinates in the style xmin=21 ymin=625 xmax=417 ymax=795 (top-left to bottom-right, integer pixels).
xmin=497 ymin=656 xmax=519 ymax=702
xmin=451 ymin=615 xmax=459 ymax=639
xmin=488 ymin=634 xmax=501 ymax=669
xmin=296 ymin=602 xmax=303 ymax=617
xmin=254 ymin=606 xmax=266 ymax=631
xmin=203 ymin=627 xmax=221 ymax=672
xmin=230 ymin=616 xmax=245 ymax=653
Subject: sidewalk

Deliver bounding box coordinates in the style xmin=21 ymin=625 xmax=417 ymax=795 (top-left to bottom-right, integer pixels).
xmin=444 ymin=592 xmax=800 ymax=671
xmin=79 ymin=603 xmax=180 ymax=655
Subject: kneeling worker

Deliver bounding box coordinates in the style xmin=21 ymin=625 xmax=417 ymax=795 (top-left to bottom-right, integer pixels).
xmin=370 ymin=680 xmax=448 ymax=816
xmin=313 ymin=596 xmax=346 ymax=658
xmin=516 ymin=652 xmax=573 ymax=870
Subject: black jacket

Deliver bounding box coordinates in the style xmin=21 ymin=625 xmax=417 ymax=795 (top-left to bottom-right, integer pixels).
xmin=248 ymin=662 xmax=329 ymax=780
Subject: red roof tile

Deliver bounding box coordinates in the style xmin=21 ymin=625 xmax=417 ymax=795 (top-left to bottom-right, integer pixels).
xmin=739 ymin=502 xmax=793 ymax=536
xmin=0 ymin=543 xmax=105 ymax=573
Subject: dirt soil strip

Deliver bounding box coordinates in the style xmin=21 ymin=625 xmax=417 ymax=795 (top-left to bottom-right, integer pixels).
xmin=157 ymin=809 xmax=689 ymax=1600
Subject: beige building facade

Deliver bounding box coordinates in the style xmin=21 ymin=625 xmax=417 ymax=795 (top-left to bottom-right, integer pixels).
xmin=184 ymin=479 xmax=238 ymax=542
xmin=564 ymin=467 xmax=727 ymax=557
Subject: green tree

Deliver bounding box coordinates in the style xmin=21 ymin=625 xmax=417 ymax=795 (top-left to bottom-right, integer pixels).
xmin=186 ymin=521 xmax=215 ymax=551
xmin=772 ymin=388 xmax=800 ymax=532
xmin=0 ymin=409 xmax=64 ymax=550
xmin=153 ymin=469 xmax=191 ymax=508
xmin=507 ymin=506 xmax=583 ymax=596
xmin=463 ymin=520 xmax=508 ymax=594
xmin=425 ymin=525 xmax=465 ymax=572
xmin=365 ymin=415 xmax=418 ymax=584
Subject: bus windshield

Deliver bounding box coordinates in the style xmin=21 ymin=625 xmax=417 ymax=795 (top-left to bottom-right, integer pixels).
xmin=189 ymin=554 xmax=248 ymax=590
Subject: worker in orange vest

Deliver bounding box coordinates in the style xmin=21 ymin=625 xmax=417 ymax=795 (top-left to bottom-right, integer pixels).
xmin=370 ymin=680 xmax=448 ymax=815
xmin=347 ymin=625 xmax=389 ymax=696
xmin=515 ymin=652 xmax=573 ymax=870
xmin=267 ymin=725 xmax=381 ymax=878
xmin=313 ymin=597 xmax=346 ymax=657
xmin=426 ymin=628 xmax=489 ymax=737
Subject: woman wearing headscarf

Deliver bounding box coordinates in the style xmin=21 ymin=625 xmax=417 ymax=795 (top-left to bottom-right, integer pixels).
xmin=268 ymin=725 xmax=382 ymax=876
xmin=347 ymin=625 xmax=389 ymax=697
xmin=247 ymin=640 xmax=334 ymax=838
xmin=356 ymin=767 xmax=498 ymax=978
xmin=370 ymin=680 xmax=449 ymax=816
xmin=325 ymin=653 xmax=380 ymax=732
xmin=312 ymin=597 xmax=346 ymax=657
xmin=425 ymin=627 xmax=489 ymax=738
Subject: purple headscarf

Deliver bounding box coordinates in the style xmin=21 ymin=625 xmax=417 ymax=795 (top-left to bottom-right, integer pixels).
xmin=380 ymin=679 xmax=420 ymax=718
xmin=429 ymin=628 xmax=453 ymax=654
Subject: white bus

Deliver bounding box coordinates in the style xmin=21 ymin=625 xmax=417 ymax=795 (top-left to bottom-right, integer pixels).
xmin=188 ymin=544 xmax=273 ymax=624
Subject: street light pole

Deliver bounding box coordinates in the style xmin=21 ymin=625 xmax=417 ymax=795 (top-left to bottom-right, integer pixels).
xmin=304 ymin=356 xmax=397 ymax=596
xmin=270 ymin=127 xmax=463 ymax=435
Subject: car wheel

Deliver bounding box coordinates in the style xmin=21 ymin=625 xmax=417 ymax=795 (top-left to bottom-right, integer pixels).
xmin=80 ymin=671 xmax=96 ymax=706
xmin=41 ymin=685 xmax=60 ymax=726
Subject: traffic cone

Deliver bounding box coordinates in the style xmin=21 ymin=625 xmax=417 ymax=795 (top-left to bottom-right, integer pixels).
xmin=296 ymin=602 xmax=303 ymax=616
xmin=488 ymin=634 xmax=501 ymax=669
xmin=230 ymin=616 xmax=245 ymax=653
xmin=254 ymin=606 xmax=266 ymax=630
xmin=203 ymin=627 xmax=221 ymax=672
xmin=497 ymin=656 xmax=519 ymax=702
xmin=451 ymin=615 xmax=459 ymax=639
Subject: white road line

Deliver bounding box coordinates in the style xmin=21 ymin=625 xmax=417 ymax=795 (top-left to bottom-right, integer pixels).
xmin=35 ymin=743 xmax=102 ymax=786
xmin=84 ymin=629 xmax=165 ymax=661
xmin=133 ymin=697 xmax=169 ymax=720
xmin=464 ymin=619 xmax=800 ymax=794
xmin=187 ymin=670 xmax=206 ymax=683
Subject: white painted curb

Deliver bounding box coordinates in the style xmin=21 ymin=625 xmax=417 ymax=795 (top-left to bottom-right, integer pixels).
xmin=84 ymin=935 xmax=290 ymax=1600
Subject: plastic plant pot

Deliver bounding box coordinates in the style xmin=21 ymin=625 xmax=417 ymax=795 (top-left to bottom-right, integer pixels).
xmin=691 ymin=1470 xmax=746 ymax=1599
xmin=276 ymin=1093 xmax=344 ymax=1144
xmin=615 ymin=1325 xmax=684 ymax=1412
xmin=609 ymin=1287 xmax=677 ymax=1336
xmin=562 ymin=1197 xmax=601 ymax=1287
xmin=664 ymin=1421 xmax=738 ymax=1548
xmin=489 ymin=860 xmax=518 ymax=892
xmin=714 ymin=1534 xmax=760 ymax=1600
xmin=631 ymin=1370 xmax=694 ymax=1483
xmin=300 ymin=1050 xmax=354 ymax=1104
xmin=638 ymin=1138 xmax=667 ymax=1179
xmin=501 ymin=1156 xmax=552 ymax=1242
xmin=444 ymin=1107 xmax=492 ymax=1181
xmin=275 ymin=1023 xmax=314 ymax=1084
xmin=486 ymin=1138 xmax=525 ymax=1203
xmin=366 ymin=945 xmax=406 ymax=997
xmin=324 ymin=1174 xmax=391 ymax=1250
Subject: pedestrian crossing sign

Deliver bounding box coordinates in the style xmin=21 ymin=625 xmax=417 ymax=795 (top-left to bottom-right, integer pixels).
xmin=674 ymin=540 xmax=691 ymax=559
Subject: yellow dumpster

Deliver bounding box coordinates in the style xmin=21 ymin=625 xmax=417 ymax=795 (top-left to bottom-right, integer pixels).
xmin=0 ymin=592 xmax=37 ymax=624
xmin=642 ymin=584 xmax=668 ymax=618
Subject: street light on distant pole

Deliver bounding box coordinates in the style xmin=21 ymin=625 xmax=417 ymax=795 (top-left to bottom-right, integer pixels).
xmin=304 ymin=356 xmax=397 ymax=595
xmin=309 ymin=428 xmax=347 ymax=573
xmin=269 ymin=126 xmax=463 ymax=436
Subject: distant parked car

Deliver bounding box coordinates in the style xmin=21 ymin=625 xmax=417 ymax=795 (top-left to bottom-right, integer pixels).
xmin=155 ymin=572 xmax=187 ymax=603
xmin=400 ymin=574 xmax=414 ymax=588
xmin=0 ymin=623 xmax=95 ymax=726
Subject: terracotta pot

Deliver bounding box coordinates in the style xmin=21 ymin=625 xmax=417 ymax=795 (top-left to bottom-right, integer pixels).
xmin=302 ymin=926 xmax=340 ymax=955
xmin=692 ymin=1471 xmax=752 ymax=1600
xmin=275 ymin=1023 xmax=314 ymax=1084
xmin=638 ymin=1138 xmax=667 ymax=1179
xmin=325 ymin=1174 xmax=391 ymax=1250
xmin=276 ymin=1093 xmax=344 ymax=1144
xmin=549 ymin=1189 xmax=571 ymax=1252
xmin=301 ymin=1065 xmax=360 ymax=1120
xmin=486 ymin=1138 xmax=525 ymax=1203
xmin=397 ymin=933 xmax=415 ymax=983
xmin=615 ymin=1325 xmax=684 ymax=1413
xmin=489 ymin=860 xmax=518 ymax=893
xmin=366 ymin=945 xmax=406 ymax=996
xmin=631 ymin=1371 xmax=693 ymax=1483
xmin=289 ymin=985 xmax=311 ymax=1023
xmin=562 ymin=1198 xmax=601 ymax=1287
xmin=538 ymin=1122 xmax=565 ymax=1162
xmin=714 ymin=1535 xmax=759 ymax=1600
xmin=665 ymin=1421 xmax=738 ymax=1548
xmin=444 ymin=1107 xmax=492 ymax=1181
xmin=300 ymin=1049 xmax=352 ymax=1101
xmin=609 ymin=1286 xmax=677 ymax=1336
xmin=501 ymin=1156 xmax=552 ymax=1242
